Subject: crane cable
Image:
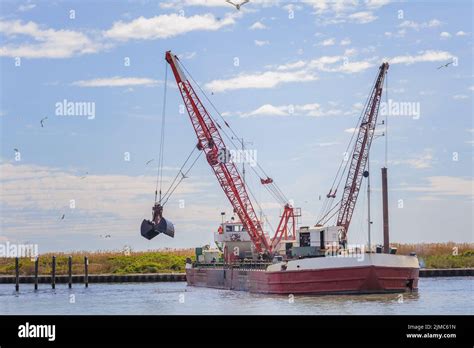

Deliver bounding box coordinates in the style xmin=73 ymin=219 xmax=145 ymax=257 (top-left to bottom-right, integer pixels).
xmin=178 ymin=60 xmax=289 ymax=207
xmin=155 ymin=63 xmax=168 ymax=204
xmin=317 ymin=70 xmax=380 ymax=224
xmin=153 ymin=62 xmax=203 ymax=207
xmin=161 ymin=149 xmax=203 ymax=206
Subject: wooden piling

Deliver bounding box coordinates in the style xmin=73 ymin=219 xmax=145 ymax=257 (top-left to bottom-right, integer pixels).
xmin=15 ymin=257 xmax=19 ymax=292
xmin=34 ymin=257 xmax=39 ymax=290
xmin=68 ymin=256 xmax=72 ymax=288
xmin=84 ymin=256 xmax=89 ymax=288
xmin=51 ymin=256 xmax=56 ymax=289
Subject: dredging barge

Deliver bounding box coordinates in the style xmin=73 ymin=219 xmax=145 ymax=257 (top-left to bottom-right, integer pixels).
xmin=185 ymin=220 xmax=419 ymax=295
xmin=142 ymin=51 xmax=419 ymax=295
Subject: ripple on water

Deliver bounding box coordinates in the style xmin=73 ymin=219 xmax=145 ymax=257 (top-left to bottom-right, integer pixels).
xmin=0 ymin=277 xmax=472 ymax=315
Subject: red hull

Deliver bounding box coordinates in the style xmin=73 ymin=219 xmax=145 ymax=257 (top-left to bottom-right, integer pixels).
xmin=186 ymin=265 xmax=419 ymax=294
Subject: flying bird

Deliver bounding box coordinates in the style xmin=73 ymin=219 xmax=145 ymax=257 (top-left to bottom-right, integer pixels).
xmin=40 ymin=117 xmax=48 ymax=127
xmin=59 ymin=214 xmax=65 ymax=221
xmin=80 ymin=172 xmax=89 ymax=179
xmin=146 ymin=159 xmax=154 ymax=165
xmin=437 ymin=61 xmax=453 ymax=70
xmin=226 ymin=0 xmax=249 ymax=10
xmin=14 ymin=148 xmax=19 ymax=153
xmin=180 ymin=171 xmax=189 ymax=179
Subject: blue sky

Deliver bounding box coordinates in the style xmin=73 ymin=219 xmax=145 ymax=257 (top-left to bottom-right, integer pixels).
xmin=0 ymin=0 xmax=472 ymax=253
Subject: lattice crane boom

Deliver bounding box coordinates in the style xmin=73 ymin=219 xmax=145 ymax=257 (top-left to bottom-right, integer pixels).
xmin=337 ymin=62 xmax=389 ymax=240
xmin=165 ymin=51 xmax=276 ymax=253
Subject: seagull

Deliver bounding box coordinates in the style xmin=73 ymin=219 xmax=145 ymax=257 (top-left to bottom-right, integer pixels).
xmin=146 ymin=159 xmax=154 ymax=165
xmin=40 ymin=117 xmax=48 ymax=127
xmin=226 ymin=0 xmax=249 ymax=10
xmin=437 ymin=61 xmax=453 ymax=70
xmin=59 ymin=214 xmax=65 ymax=221
xmin=180 ymin=171 xmax=189 ymax=179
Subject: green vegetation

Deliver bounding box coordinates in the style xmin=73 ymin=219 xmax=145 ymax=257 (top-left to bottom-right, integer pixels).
xmin=0 ymin=243 xmax=472 ymax=275
xmin=0 ymin=249 xmax=194 ymax=276
xmin=393 ymin=242 xmax=474 ymax=269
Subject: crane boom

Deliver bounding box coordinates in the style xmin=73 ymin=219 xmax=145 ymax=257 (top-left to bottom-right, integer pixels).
xmin=165 ymin=51 xmax=273 ymax=253
xmin=337 ymin=62 xmax=389 ymax=240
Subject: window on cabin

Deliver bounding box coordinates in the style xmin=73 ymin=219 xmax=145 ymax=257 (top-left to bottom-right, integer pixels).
xmin=299 ymin=232 xmax=310 ymax=247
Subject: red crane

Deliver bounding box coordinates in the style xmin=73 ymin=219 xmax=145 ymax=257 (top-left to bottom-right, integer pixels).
xmin=165 ymin=51 xmax=296 ymax=255
xmin=336 ymin=62 xmax=389 ymax=241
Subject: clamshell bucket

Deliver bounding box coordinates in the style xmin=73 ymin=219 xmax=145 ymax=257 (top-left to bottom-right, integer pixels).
xmin=141 ymin=217 xmax=175 ymax=240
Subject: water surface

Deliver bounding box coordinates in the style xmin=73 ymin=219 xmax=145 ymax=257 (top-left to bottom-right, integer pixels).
xmin=0 ymin=277 xmax=472 ymax=315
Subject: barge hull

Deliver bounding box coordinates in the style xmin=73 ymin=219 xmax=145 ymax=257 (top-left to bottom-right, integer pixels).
xmin=186 ymin=254 xmax=419 ymax=295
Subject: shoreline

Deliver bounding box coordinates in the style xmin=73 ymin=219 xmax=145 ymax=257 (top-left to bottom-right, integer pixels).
xmin=0 ymin=268 xmax=472 ymax=285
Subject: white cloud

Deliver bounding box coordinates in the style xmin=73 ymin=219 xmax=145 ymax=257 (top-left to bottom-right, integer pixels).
xmin=275 ymin=60 xmax=307 ymax=71
xmin=18 ymin=4 xmax=36 ymax=12
xmin=308 ymin=56 xmax=374 ymax=73
xmin=345 ymin=127 xmax=357 ymax=133
xmin=178 ymin=51 xmax=197 ymax=59
xmin=320 ymin=38 xmax=336 ymax=46
xmin=347 ymin=11 xmax=377 ymax=24
xmin=160 ymin=0 xmax=231 ymax=8
xmin=399 ymin=19 xmax=442 ymax=30
xmin=104 ymin=14 xmax=235 ymax=41
xmin=397 ymin=176 xmax=473 ymax=198
xmin=338 ymin=60 xmax=373 ymax=73
xmin=453 ymin=94 xmax=469 ymax=100
xmin=72 ymin=77 xmax=159 ymax=87
xmin=240 ymin=103 xmax=343 ymax=118
xmin=390 ymin=150 xmax=433 ymax=169
xmin=254 ymin=39 xmax=270 ymax=46
xmin=244 ymin=104 xmax=288 ymax=117
xmin=208 ymin=54 xmax=377 ymax=93
xmin=282 ymin=3 xmax=303 ymax=11
xmin=249 ymin=21 xmax=267 ymax=30
xmin=0 ymin=163 xmax=218 ymax=248
xmin=303 ymin=0 xmax=358 ymax=14
xmin=205 ymin=70 xmax=317 ymax=92
xmin=387 ymin=50 xmax=454 ymax=65
xmin=344 ymin=48 xmax=357 ymax=56
xmin=303 ymin=0 xmax=389 ymax=25
xmin=317 ymin=141 xmax=340 ymax=147
xmin=455 ymin=31 xmax=468 ymax=36
xmin=364 ymin=0 xmax=390 ymax=9
xmin=0 ymin=20 xmax=102 ymax=59
xmin=440 ymin=31 xmax=451 ymax=39
xmin=340 ymin=38 xmax=351 ymax=45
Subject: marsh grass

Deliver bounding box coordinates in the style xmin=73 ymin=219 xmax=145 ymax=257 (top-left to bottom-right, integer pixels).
xmin=392 ymin=242 xmax=474 ymax=269
xmin=0 ymin=243 xmax=472 ymax=275
xmin=0 ymin=249 xmax=194 ymax=276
